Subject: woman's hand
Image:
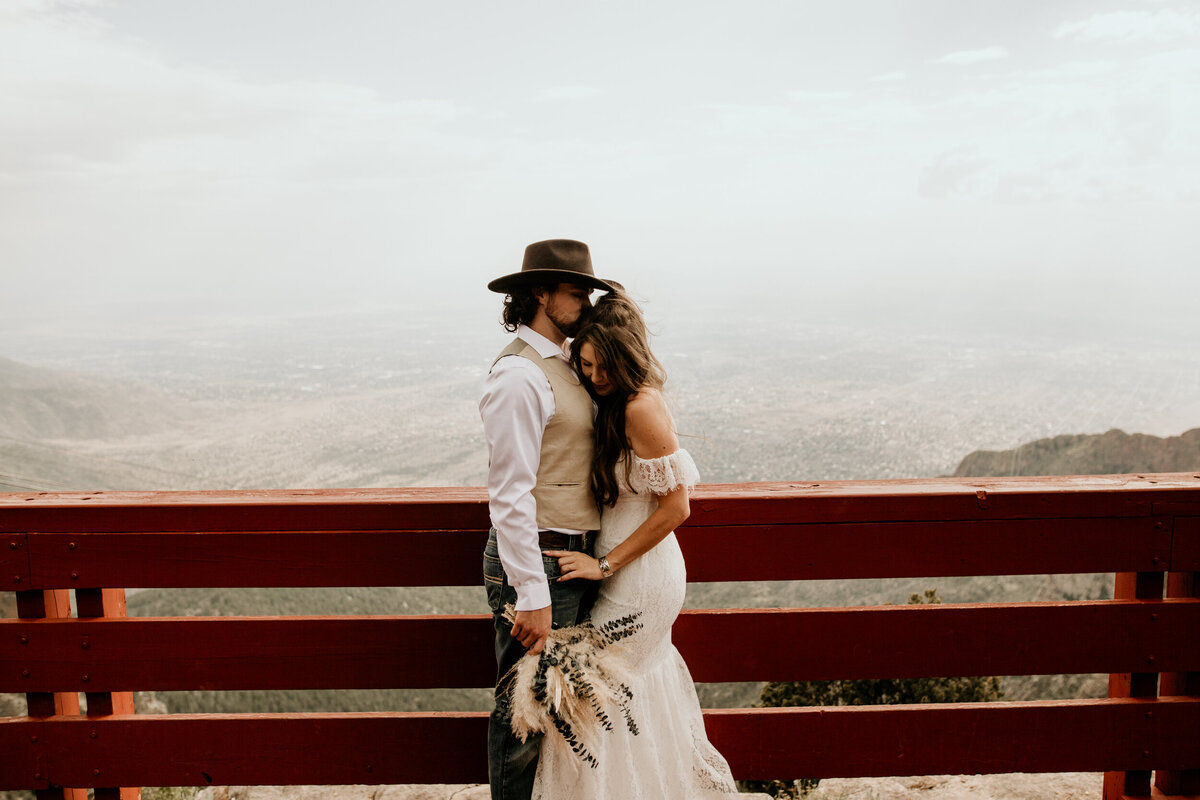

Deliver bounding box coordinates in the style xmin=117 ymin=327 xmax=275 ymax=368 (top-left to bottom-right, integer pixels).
xmin=544 ymin=549 xmax=604 ymax=582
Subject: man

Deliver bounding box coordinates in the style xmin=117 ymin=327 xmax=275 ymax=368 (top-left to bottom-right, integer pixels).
xmin=479 ymin=239 xmax=613 ymax=800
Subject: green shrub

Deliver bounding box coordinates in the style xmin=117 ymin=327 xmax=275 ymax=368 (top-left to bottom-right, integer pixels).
xmin=738 ymin=589 xmax=1004 ymax=798
xmin=141 ymin=788 xmax=199 ymax=800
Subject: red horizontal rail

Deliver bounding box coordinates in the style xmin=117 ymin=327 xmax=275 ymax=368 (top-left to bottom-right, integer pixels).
xmin=1174 ymin=517 xmax=1200 ymax=571
xmin=678 ymin=599 xmax=1200 ymax=683
xmin=2 ymin=475 xmax=1197 ymax=534
xmin=19 ymin=529 xmax=489 ymax=590
xmin=0 ymin=488 xmax=490 ymax=533
xmin=1 ymin=615 xmax=495 ymax=692
xmin=3 ymin=600 xmax=1198 ymax=693
xmin=705 ymin=697 xmax=1200 ymax=779
xmin=4 ymin=515 xmax=1176 ymax=591
xmin=0 ymin=712 xmax=487 ymax=789
xmin=2 ymin=698 xmax=1197 ymax=789
xmin=1156 ymin=500 xmax=1200 ymax=517
xmin=679 ymin=516 xmax=1172 ymax=582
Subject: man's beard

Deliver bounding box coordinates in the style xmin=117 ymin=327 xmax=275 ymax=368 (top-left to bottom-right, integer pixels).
xmin=547 ymin=305 xmax=586 ymax=338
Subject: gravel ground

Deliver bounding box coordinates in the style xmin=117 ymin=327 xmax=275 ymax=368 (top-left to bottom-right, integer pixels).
xmin=197 ymin=787 xmax=488 ymax=800
xmin=807 ymin=773 xmax=1100 ymax=799
xmin=195 ymin=773 xmax=1101 ymax=800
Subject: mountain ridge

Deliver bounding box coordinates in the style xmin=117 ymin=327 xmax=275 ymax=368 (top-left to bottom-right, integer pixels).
xmin=954 ymin=427 xmax=1200 ymax=477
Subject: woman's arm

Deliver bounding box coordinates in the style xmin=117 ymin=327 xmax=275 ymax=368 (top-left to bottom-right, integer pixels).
xmin=549 ymin=389 xmax=690 ymax=582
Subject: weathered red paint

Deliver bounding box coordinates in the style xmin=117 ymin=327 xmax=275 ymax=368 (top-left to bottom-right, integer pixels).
xmin=1156 ymin=570 xmax=1200 ymax=796
xmin=0 ymin=615 xmax=497 ymax=692
xmin=3 ymin=600 xmax=1197 ymax=693
xmin=705 ymin=698 xmax=1200 ymax=779
xmin=0 ymin=487 xmax=491 ymax=533
xmin=678 ymin=516 xmax=1171 ymax=582
xmin=23 ymin=529 xmax=488 ymax=589
xmin=1104 ymin=570 xmax=1173 ymax=799
xmin=0 ymin=699 xmax=1196 ymax=788
xmin=1 ymin=474 xmax=1199 ymax=795
xmin=1171 ymin=517 xmax=1200 ymax=572
xmin=2 ymin=474 xmax=1197 ymax=533
xmin=9 ymin=516 xmax=1183 ymax=592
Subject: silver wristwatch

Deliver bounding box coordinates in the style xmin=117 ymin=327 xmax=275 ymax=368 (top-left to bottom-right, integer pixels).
xmin=597 ymin=556 xmax=614 ymax=578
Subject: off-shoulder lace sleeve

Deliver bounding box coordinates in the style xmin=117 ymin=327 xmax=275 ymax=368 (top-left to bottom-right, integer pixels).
xmin=633 ymin=448 xmax=700 ymax=495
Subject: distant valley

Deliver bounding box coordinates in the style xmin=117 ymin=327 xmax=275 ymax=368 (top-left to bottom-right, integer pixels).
xmin=2 ymin=314 xmax=1197 ymax=717
xmin=3 ymin=311 xmax=1197 ymax=492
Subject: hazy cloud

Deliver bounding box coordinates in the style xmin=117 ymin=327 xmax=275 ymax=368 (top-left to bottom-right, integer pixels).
xmin=533 ymin=85 xmax=604 ymax=102
xmin=1054 ymin=9 xmax=1200 ymax=43
xmin=932 ymin=46 xmax=1010 ymax=65
xmin=918 ymin=147 xmax=993 ymax=199
xmin=0 ymin=8 xmax=478 ymax=183
xmin=0 ymin=2 xmax=504 ymax=186
xmin=0 ymin=0 xmax=109 ymax=22
xmin=786 ymin=90 xmax=853 ymax=103
xmin=1 ymin=1 xmax=1197 ymax=326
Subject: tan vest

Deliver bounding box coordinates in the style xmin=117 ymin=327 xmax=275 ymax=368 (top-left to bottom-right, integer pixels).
xmin=492 ymin=338 xmax=601 ymax=530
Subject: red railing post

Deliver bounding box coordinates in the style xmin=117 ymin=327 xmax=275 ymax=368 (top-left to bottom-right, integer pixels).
xmin=16 ymin=588 xmax=88 ymax=800
xmin=1103 ymin=570 xmax=1165 ymax=800
xmin=75 ymin=587 xmax=140 ymax=800
xmin=1155 ymin=534 xmax=1199 ymax=797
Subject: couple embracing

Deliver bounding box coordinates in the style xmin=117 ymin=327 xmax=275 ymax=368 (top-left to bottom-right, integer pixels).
xmin=479 ymin=240 xmax=747 ymax=799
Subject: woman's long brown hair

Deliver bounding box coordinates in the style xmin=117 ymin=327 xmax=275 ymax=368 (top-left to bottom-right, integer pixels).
xmin=570 ymin=288 xmax=667 ymax=508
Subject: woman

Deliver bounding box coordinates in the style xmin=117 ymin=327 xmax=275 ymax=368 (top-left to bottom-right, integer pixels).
xmin=529 ymin=288 xmax=743 ymax=798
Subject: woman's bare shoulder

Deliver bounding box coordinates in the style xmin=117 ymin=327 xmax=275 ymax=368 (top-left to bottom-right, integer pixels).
xmin=626 ymin=385 xmax=664 ymax=406
xmin=624 ymin=387 xmax=676 ymax=458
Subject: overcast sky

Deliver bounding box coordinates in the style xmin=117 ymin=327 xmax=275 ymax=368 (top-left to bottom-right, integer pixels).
xmin=2 ymin=0 xmax=1197 ymax=339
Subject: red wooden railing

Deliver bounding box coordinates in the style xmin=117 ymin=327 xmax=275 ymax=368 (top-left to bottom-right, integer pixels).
xmin=1 ymin=475 xmax=1198 ymax=799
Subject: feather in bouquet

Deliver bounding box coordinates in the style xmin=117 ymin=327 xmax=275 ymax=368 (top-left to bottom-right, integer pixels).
xmin=501 ymin=604 xmax=644 ymax=768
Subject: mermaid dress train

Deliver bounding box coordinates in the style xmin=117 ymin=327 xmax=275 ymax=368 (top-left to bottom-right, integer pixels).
xmin=529 ymin=449 xmax=740 ymax=799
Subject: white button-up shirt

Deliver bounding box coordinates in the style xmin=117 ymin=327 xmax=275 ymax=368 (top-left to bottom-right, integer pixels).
xmin=479 ymin=325 xmax=588 ymax=611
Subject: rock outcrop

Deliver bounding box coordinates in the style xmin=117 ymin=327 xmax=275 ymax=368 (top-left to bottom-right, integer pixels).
xmin=954 ymin=428 xmax=1200 ymax=477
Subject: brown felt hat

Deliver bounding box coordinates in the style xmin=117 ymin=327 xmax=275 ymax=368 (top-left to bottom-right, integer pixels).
xmin=487 ymin=239 xmax=615 ymax=294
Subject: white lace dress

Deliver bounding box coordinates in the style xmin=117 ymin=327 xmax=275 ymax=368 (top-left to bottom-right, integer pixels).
xmin=531 ymin=449 xmax=741 ymax=799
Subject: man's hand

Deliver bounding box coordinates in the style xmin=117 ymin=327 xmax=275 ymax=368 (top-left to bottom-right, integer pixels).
xmin=510 ymin=604 xmax=553 ymax=655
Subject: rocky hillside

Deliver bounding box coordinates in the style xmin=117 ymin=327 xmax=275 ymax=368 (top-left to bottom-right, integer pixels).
xmin=0 ymin=356 xmax=177 ymax=441
xmin=954 ymin=427 xmax=1200 ymax=477
xmin=0 ymin=353 xmax=487 ymax=493
xmin=0 ymin=356 xmax=185 ymax=492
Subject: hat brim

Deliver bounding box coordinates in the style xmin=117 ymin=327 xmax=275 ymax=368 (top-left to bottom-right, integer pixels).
xmin=488 ymin=269 xmax=614 ymax=294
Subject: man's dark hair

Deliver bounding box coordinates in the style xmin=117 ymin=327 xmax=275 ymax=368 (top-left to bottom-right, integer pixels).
xmin=500 ymin=284 xmax=553 ymax=332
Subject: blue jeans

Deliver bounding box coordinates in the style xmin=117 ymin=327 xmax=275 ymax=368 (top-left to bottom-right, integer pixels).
xmin=484 ymin=528 xmax=597 ymax=800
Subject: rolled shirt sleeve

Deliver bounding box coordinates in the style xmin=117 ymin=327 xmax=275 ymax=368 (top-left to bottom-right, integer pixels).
xmin=479 ymin=356 xmax=555 ymax=611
